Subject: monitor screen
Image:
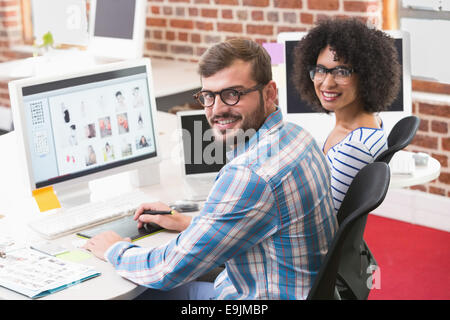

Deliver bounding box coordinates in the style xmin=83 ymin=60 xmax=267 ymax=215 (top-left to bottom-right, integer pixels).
xmin=88 ymin=0 xmax=146 ymax=59
xmin=93 ymin=0 xmax=135 ymax=40
xmin=277 ymin=30 xmax=411 ymax=145
xmin=9 ymin=60 xmax=159 ymax=191
xmin=179 ymin=112 xmax=227 ymax=176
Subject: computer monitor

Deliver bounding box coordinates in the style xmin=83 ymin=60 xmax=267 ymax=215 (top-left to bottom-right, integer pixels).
xmin=177 ymin=110 xmax=227 ymax=176
xmin=88 ymin=0 xmax=147 ymax=60
xmin=277 ymin=30 xmax=412 ymax=145
xmin=176 ymin=110 xmax=227 ymax=200
xmin=8 ymin=59 xmax=161 ymax=207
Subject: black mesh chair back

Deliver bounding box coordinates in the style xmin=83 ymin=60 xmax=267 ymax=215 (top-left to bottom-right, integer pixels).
xmin=375 ymin=116 xmax=420 ymax=164
xmin=307 ymin=162 xmax=390 ymax=300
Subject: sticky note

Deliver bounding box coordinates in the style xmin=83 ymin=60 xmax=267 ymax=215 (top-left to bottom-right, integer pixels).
xmin=262 ymin=42 xmax=285 ymax=65
xmin=56 ymin=250 xmax=92 ymax=262
xmin=32 ymin=186 xmax=61 ymax=212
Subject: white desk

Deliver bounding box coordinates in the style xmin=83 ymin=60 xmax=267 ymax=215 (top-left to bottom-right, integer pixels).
xmin=389 ymin=152 xmax=441 ymax=189
xmin=0 ymin=53 xmax=200 ymax=99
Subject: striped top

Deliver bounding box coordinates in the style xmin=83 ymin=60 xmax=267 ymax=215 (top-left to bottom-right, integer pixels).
xmin=105 ymin=108 xmax=337 ymax=300
xmin=324 ymin=127 xmax=387 ymax=212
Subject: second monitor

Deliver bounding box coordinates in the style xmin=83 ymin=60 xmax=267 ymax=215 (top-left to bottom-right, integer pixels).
xmin=277 ymin=30 xmax=412 ymax=145
xmin=177 ymin=110 xmax=227 ymax=201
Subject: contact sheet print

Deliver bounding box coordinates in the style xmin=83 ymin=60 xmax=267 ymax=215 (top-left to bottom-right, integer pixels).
xmin=0 ymin=238 xmax=99 ymax=299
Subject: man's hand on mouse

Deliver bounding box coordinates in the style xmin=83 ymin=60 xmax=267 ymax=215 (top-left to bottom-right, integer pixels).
xmin=134 ymin=201 xmax=192 ymax=232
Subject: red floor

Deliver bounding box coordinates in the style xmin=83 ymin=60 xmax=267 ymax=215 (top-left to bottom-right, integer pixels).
xmin=364 ymin=214 xmax=450 ymax=300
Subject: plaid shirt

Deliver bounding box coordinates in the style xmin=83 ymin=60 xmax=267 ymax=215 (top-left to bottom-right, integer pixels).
xmin=105 ymin=108 xmax=337 ymax=299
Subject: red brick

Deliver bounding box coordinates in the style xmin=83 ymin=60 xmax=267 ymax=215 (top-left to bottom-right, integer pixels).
xmin=429 ymin=186 xmax=446 ymax=196
xmin=166 ymin=31 xmax=176 ymax=41
xmin=150 ymin=6 xmax=160 ymax=14
xmin=147 ymin=18 xmax=167 ymax=27
xmin=274 ymin=0 xmax=302 ymax=8
xmin=442 ymin=137 xmax=450 ymax=152
xmin=344 ymin=1 xmax=379 ymax=12
xmin=146 ymin=43 xmax=167 ymax=52
xmin=418 ymin=103 xmax=450 ymax=118
xmin=170 ymin=19 xmax=194 ymax=29
xmin=170 ymin=45 xmax=194 ymax=55
xmin=178 ymin=32 xmax=188 ymax=41
xmin=214 ymin=0 xmax=239 ymax=6
xmin=438 ymin=171 xmax=450 ymax=185
xmin=251 ymin=11 xmax=264 ymax=21
xmin=201 ymin=8 xmax=218 ymax=18
xmin=300 ymin=12 xmax=314 ymax=24
xmin=308 ymin=0 xmax=339 ymax=10
xmin=432 ymin=153 xmax=448 ymax=168
xmin=247 ymin=24 xmax=273 ymax=35
xmin=188 ymin=8 xmax=198 ymax=16
xmin=191 ymin=33 xmax=201 ymax=43
xmin=217 ymin=23 xmax=243 ymax=33
xmin=243 ymin=0 xmax=270 ymax=7
xmin=410 ymin=134 xmax=438 ymax=149
xmin=214 ymin=0 xmax=238 ymax=4
xmin=410 ymin=185 xmax=427 ymax=192
xmin=431 ymin=120 xmax=448 ymax=134
xmin=277 ymin=26 xmax=307 ymax=33
xmin=222 ymin=9 xmax=233 ymax=19
xmin=418 ymin=119 xmax=429 ymax=132
xmin=196 ymin=21 xmax=214 ymax=31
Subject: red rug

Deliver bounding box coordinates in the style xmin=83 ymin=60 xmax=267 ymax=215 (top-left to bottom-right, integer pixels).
xmin=364 ymin=214 xmax=450 ymax=300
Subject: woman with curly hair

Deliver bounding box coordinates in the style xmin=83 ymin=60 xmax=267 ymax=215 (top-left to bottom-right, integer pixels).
xmin=292 ymin=18 xmax=401 ymax=300
xmin=292 ymin=17 xmax=401 ymax=213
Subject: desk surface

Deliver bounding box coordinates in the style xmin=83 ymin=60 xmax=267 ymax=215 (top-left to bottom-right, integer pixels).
xmin=0 ymin=111 xmax=441 ymax=299
xmin=0 ymin=53 xmax=200 ymax=99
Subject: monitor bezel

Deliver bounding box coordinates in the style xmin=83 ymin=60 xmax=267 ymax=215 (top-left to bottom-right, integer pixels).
xmin=88 ymin=0 xmax=147 ymax=60
xmin=9 ymin=58 xmax=161 ymax=196
xmin=276 ymin=29 xmax=412 ymax=145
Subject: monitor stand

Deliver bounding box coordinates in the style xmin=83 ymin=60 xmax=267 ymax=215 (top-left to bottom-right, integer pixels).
xmin=51 ymin=163 xmax=160 ymax=208
xmin=129 ymin=163 xmax=161 ymax=187
xmin=54 ymin=182 xmax=91 ymax=208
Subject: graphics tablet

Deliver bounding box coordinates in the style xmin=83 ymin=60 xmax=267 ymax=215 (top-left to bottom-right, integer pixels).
xmin=77 ymin=215 xmax=164 ymax=241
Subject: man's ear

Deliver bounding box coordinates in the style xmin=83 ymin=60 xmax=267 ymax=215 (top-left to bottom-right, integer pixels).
xmin=264 ymin=80 xmax=278 ymax=107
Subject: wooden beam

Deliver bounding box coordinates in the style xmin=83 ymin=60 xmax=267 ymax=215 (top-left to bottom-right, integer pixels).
xmin=383 ymin=0 xmax=399 ymax=30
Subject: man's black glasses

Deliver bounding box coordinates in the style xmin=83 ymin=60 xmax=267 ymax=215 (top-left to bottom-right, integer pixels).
xmin=193 ymin=84 xmax=264 ymax=108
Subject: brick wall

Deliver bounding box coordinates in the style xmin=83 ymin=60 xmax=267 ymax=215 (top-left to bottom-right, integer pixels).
xmin=407 ymin=98 xmax=450 ymax=197
xmin=0 ymin=0 xmax=449 ymax=198
xmin=144 ymin=0 xmax=382 ymax=61
xmin=0 ymin=0 xmax=26 ymax=62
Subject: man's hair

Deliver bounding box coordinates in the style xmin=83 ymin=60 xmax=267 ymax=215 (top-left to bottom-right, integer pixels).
xmin=292 ymin=17 xmax=401 ymax=113
xmin=198 ymin=38 xmax=272 ymax=85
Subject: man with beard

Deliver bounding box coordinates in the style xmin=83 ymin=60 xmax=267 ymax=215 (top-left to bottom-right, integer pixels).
xmin=84 ymin=39 xmax=337 ymax=300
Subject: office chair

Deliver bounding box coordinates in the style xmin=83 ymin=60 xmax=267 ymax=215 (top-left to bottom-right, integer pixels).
xmin=375 ymin=116 xmax=421 ymax=164
xmin=335 ymin=115 xmax=421 ymax=299
xmin=307 ymin=162 xmax=390 ymax=300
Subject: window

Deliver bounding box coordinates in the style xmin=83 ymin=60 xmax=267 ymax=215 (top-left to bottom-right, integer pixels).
xmin=20 ymin=0 xmax=88 ymax=47
xmin=384 ymin=0 xmax=450 ymax=92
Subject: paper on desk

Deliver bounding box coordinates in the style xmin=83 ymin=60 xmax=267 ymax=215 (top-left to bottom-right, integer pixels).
xmin=32 ymin=186 xmax=61 ymax=212
xmin=56 ymin=250 xmax=92 ymax=263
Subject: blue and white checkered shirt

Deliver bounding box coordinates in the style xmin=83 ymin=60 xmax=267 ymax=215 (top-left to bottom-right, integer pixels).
xmin=105 ymin=108 xmax=337 ymax=299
